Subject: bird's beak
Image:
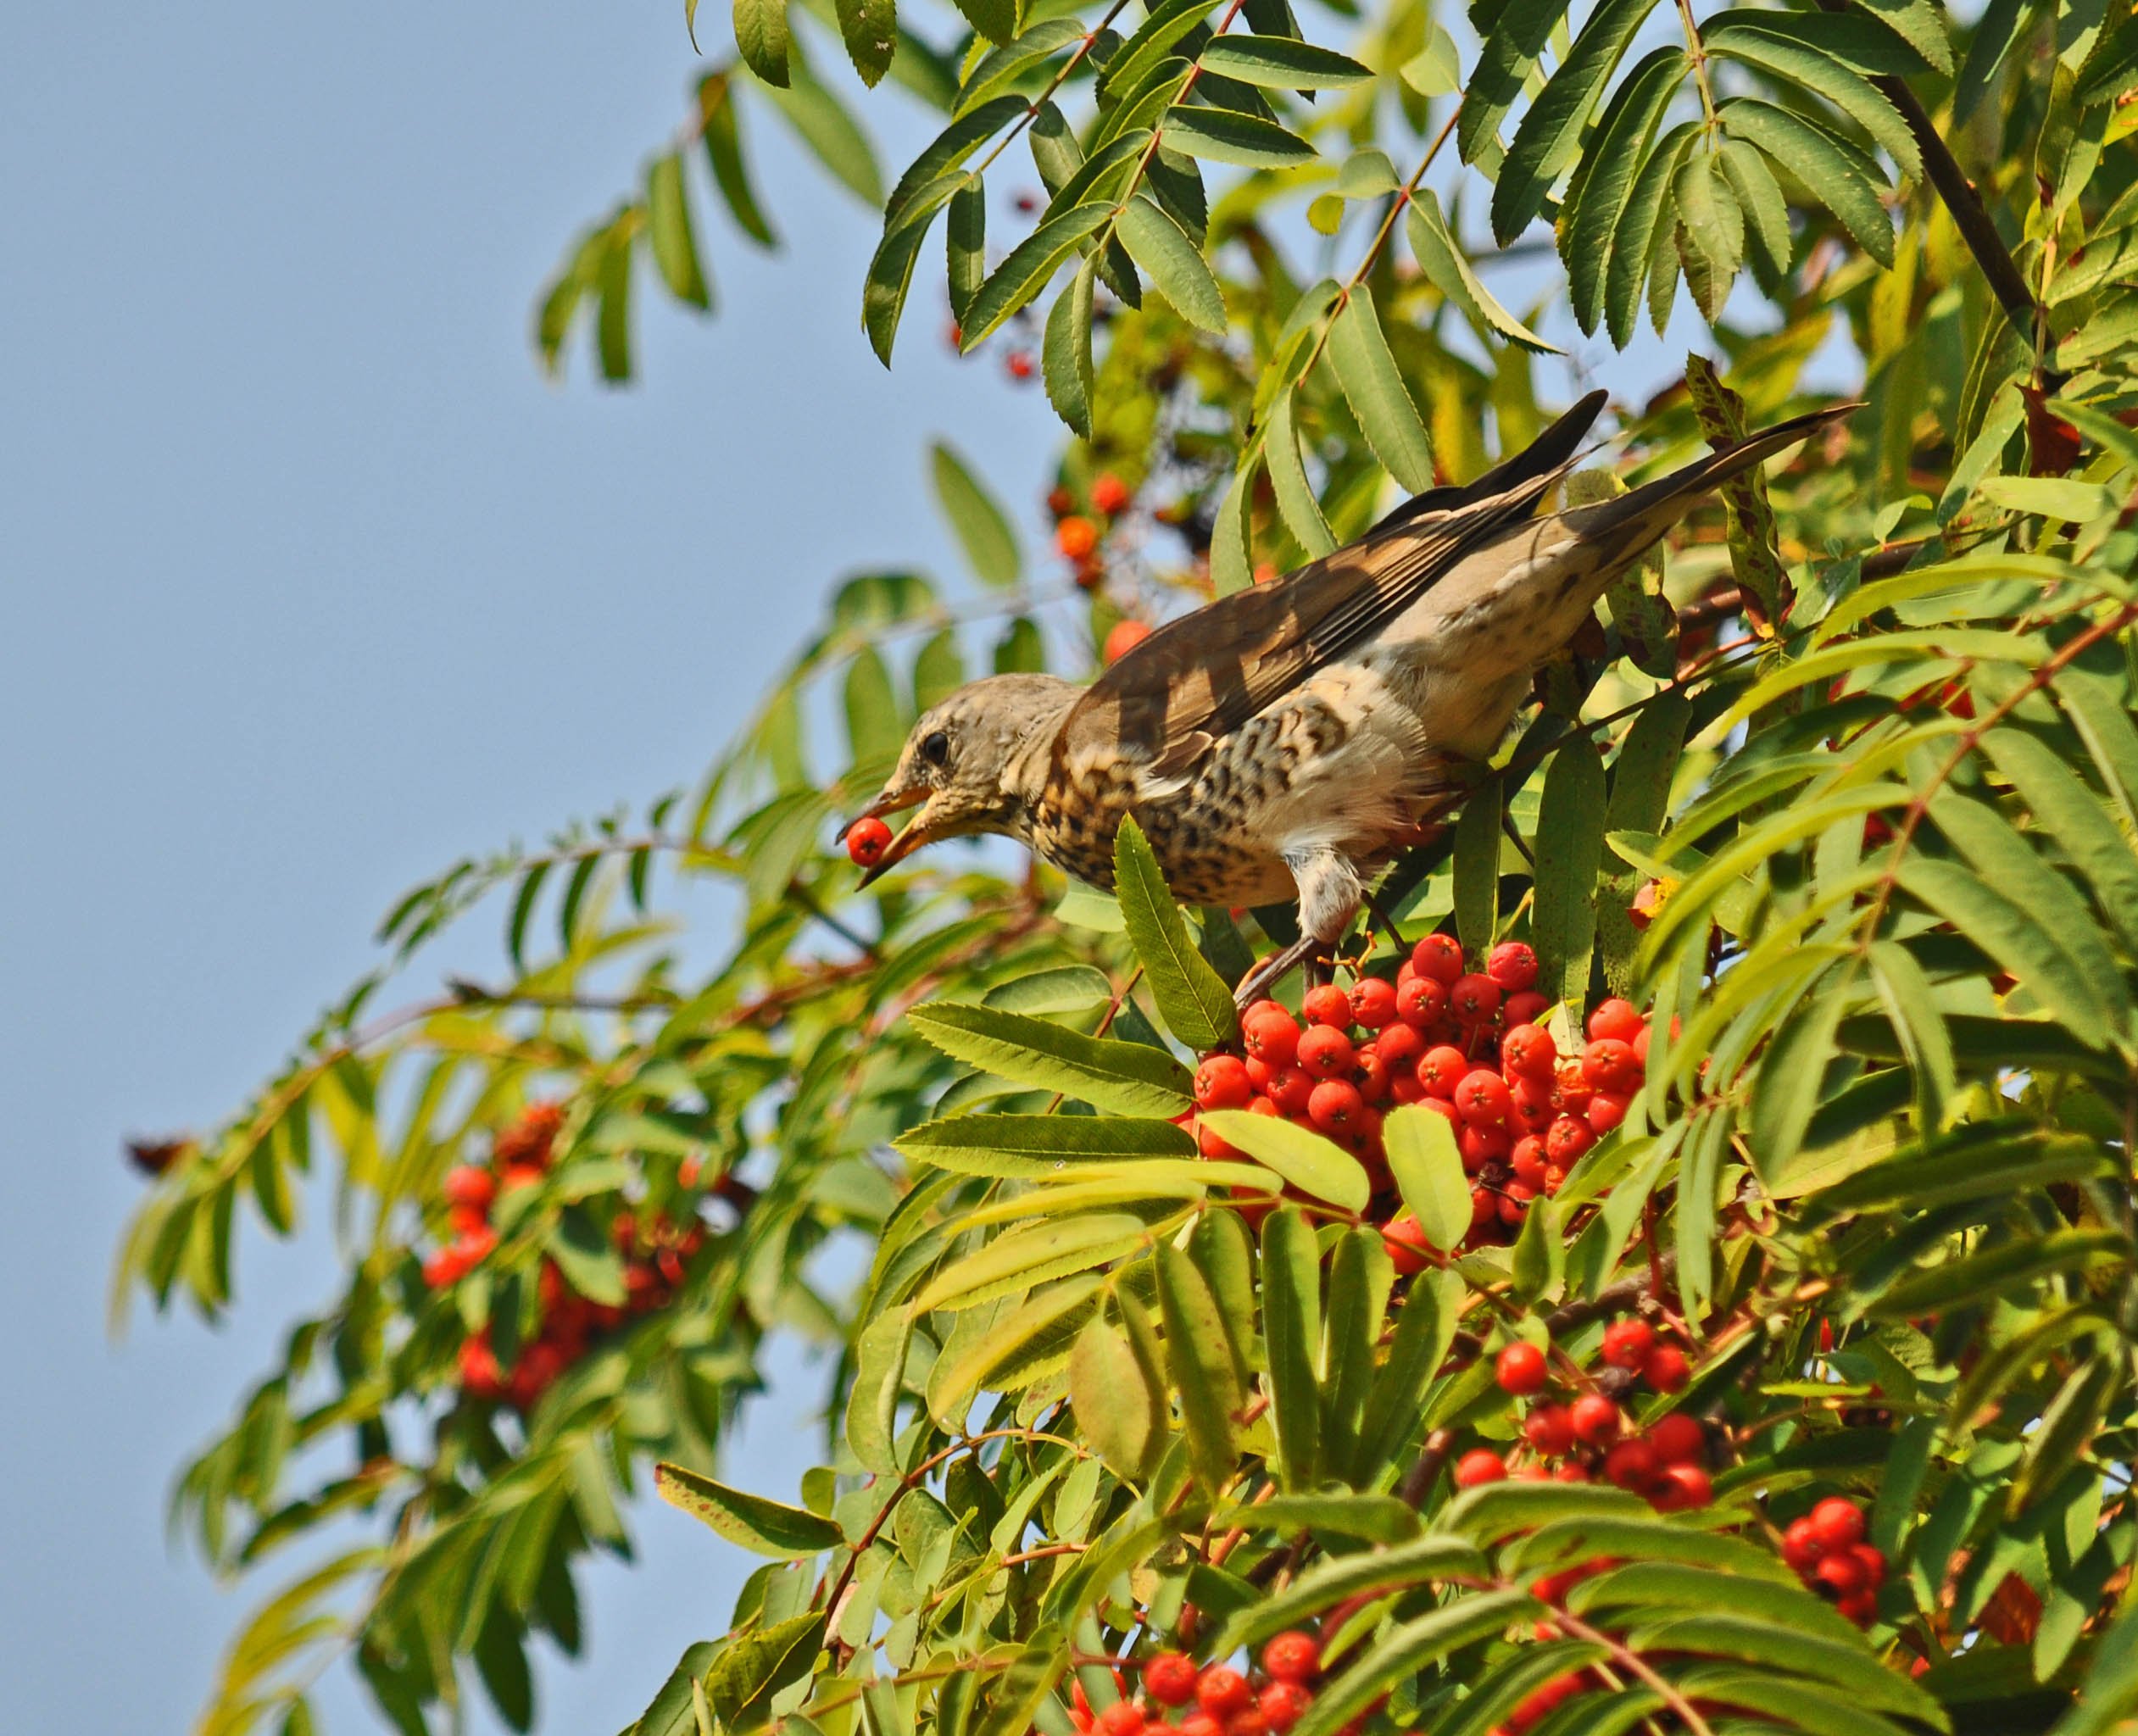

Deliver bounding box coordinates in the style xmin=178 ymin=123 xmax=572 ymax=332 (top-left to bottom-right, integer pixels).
xmin=843 ymin=786 xmax=937 ymax=888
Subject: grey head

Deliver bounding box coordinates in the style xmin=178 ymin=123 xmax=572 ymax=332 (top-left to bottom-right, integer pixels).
xmin=848 ymin=673 xmax=1080 ymax=883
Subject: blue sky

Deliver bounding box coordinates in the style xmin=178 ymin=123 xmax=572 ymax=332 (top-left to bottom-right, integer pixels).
xmin=0 ymin=5 xmax=1799 ymax=1732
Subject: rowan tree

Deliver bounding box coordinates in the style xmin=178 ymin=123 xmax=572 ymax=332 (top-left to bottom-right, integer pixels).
xmin=116 ymin=0 xmax=2138 ymax=1733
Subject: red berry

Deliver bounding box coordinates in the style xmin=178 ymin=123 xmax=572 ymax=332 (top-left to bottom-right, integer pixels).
xmin=1496 ymin=1341 xmax=1549 ymax=1394
xmin=846 ymin=815 xmax=894 ymax=867
xmin=1261 ymin=1631 xmax=1321 ymax=1684
xmin=1587 ymin=998 xmax=1645 ymax=1043
xmin=1057 ymin=515 xmax=1099 ymax=559
xmin=1105 ymin=620 xmax=1152 ymax=665
xmin=1382 ymin=1210 xmax=1434 ymax=1274
xmin=1243 ymin=1008 xmax=1300 ymax=1067
xmin=1838 ymin=1589 xmax=1879 ymax=1625
xmin=1454 ymin=1448 xmax=1508 ymax=1488
xmin=1351 ymin=1050 xmax=1392 ymax=1104
xmin=1523 ymin=1403 xmax=1576 ymax=1456
xmin=1194 ymin=1054 xmax=1254 ymax=1111
xmin=1500 ymin=1023 xmax=1558 ymax=1080
xmin=1649 ymin=1412 xmax=1705 ymax=1464
xmin=1453 ymin=1068 xmax=1512 ymax=1127
xmin=1257 ymin=1683 xmax=1312 ymax=1733
xmin=1145 ymin=1655 xmax=1199 ymax=1707
xmin=1308 ymin=1078 xmax=1366 ymax=1132
xmin=1047 ymin=486 xmax=1074 ymax=519
xmin=1509 ymin=1137 xmax=1549 ymax=1188
xmin=1458 ymin=1123 xmax=1512 ymax=1171
xmin=1302 ymin=983 xmax=1353 ymax=1028
xmin=1397 ymin=975 xmax=1448 ymax=1027
xmin=1264 ymin=1065 xmax=1316 ymax=1116
xmin=443 ymin=1165 xmax=496 ymax=1212
xmin=1652 ymin=1461 xmax=1713 ymax=1511
xmin=1815 ymin=1551 xmax=1868 ymax=1599
xmin=1783 ymin=1516 xmax=1825 ymax=1571
xmin=1601 ymin=1319 xmax=1656 ymax=1370
xmin=1417 ymin=1045 xmax=1468 ymax=1098
xmin=1585 ymin=1091 xmax=1632 ymax=1135
xmin=1371 ymin=1022 xmax=1423 ymax=1073
xmin=1411 ymin=933 xmax=1463 ymax=984
xmin=1581 ymin=1038 xmax=1642 ymax=1094
xmin=1225 ymin=1712 xmax=1268 ymax=1736
xmin=1297 ymin=1025 xmax=1356 ymax=1079
xmin=1570 ymin=1394 xmax=1622 ymax=1446
xmin=1554 ymin=1461 xmax=1591 ymax=1483
xmin=1643 ymin=1344 xmax=1691 ymax=1393
xmin=1449 ymin=973 xmax=1502 ymax=1021
xmin=1502 ymin=991 xmax=1550 ymax=1027
xmin=1181 ymin=1717 xmax=1225 ymax=1736
xmin=1545 ymin=1116 xmax=1595 ymax=1165
xmin=1196 ymin=1668 xmax=1253 ymax=1718
xmin=1350 ymin=976 xmax=1399 ymax=1029
xmin=1486 ymin=940 xmax=1539 ymax=991
xmin=1603 ymin=1438 xmax=1658 ymax=1490
xmin=1092 ymin=472 xmax=1132 ymax=515
xmin=1498 ymin=1181 xmax=1534 ymax=1226
xmin=1100 ymin=1704 xmax=1146 ymax=1736
xmin=1851 ymin=1544 xmax=1886 ymax=1587
xmin=448 ymin=1202 xmax=488 ymax=1238
xmin=1810 ymin=1496 xmax=1866 ymax=1551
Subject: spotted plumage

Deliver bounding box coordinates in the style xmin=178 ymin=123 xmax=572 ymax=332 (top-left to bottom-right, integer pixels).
xmin=852 ymin=395 xmax=1852 ymax=998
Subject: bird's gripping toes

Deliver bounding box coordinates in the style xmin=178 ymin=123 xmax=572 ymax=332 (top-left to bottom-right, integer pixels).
xmin=848 ymin=393 xmax=1853 ymax=1001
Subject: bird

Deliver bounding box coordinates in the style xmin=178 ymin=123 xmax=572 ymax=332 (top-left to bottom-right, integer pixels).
xmin=848 ymin=392 xmax=1851 ymax=1003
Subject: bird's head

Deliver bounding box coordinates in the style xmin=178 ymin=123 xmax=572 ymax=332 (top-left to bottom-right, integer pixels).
xmin=846 ymin=673 xmax=1078 ymax=884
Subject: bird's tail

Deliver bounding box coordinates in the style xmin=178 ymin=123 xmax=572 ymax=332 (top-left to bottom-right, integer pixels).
xmin=1559 ymin=402 xmax=1858 ymax=568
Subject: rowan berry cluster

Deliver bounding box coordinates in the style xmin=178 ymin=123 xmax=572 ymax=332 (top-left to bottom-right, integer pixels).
xmin=1069 ymin=1632 xmax=1323 ymax=1736
xmin=426 ymin=1104 xmax=704 ymax=1410
xmin=1050 ymin=471 xmax=1135 ymax=588
xmin=1780 ymin=1495 xmax=1885 ymax=1625
xmin=1193 ymin=935 xmax=1661 ymax=1249
xmin=1454 ymin=1319 xmax=1710 ymax=1511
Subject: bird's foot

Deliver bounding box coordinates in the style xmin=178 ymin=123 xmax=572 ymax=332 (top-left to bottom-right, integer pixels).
xmin=1233 ymin=935 xmax=1331 ymax=1009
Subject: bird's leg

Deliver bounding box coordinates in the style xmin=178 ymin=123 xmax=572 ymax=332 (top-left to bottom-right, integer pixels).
xmin=1361 ymin=887 xmax=1410 ymax=953
xmin=1233 ymin=933 xmax=1322 ymax=1010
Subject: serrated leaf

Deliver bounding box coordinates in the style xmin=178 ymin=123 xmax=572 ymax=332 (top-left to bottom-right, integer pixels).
xmin=735 ymin=0 xmax=792 ymax=86
xmin=1606 ymin=120 xmax=1698 ymax=347
xmin=1198 ymin=1110 xmax=1371 ymax=1210
xmin=704 ymin=1612 xmax=827 ymax=1731
xmin=1201 ymin=36 xmax=1372 ymax=87
xmin=834 ymin=0 xmax=897 ymax=86
xmin=647 ymin=153 xmax=713 ymax=310
xmin=1533 ymin=736 xmax=1606 ymax=1004
xmin=1214 ymin=1533 xmax=1490 ymax=1655
xmin=1721 ymin=97 xmax=1894 ymax=265
xmin=1561 ymin=47 xmax=1684 ymax=334
xmin=959 ymin=19 xmax=1089 ymax=116
xmin=1897 ymin=854 xmax=2119 ymax=1041
xmin=962 ymin=203 xmax=1114 ymax=348
xmin=658 ymin=1466 xmax=844 ymax=1557
xmin=898 ymin=1115 xmax=1196 ymax=1180
xmin=914 ymin=1213 xmax=1154 ymax=1311
xmin=1718 ymin=136 xmax=1793 ymax=274
xmin=1071 ymin=1309 xmax=1168 ymax=1478
xmin=1162 ymin=104 xmax=1317 ymax=167
xmin=1114 ymin=817 xmax=1237 ymax=1049
xmin=699 ymin=73 xmax=780 ymax=248
xmin=1407 ymin=191 xmax=1562 ymax=354
xmin=909 ymin=1002 xmax=1193 ymax=1116
xmin=1267 ymin=389 xmax=1335 ymax=558
xmin=1328 ymin=293 xmax=1434 ymax=491
xmin=1260 ymin=1207 xmax=1322 ymax=1490
xmin=1493 ymin=0 xmax=1663 ymax=243
xmin=1621 ymin=1614 xmax=1943 ymax=1722
xmin=1707 ymin=24 xmax=1920 ymax=178
xmin=1156 ymin=1240 xmax=1242 ymax=1495
xmin=1291 ymin=1590 xmax=1539 ymax=1736
xmin=947 ymin=174 xmax=985 ymax=322
xmin=1356 ymin=1266 xmax=1463 ymax=1480
xmin=1116 ymin=197 xmax=1227 ymax=332
xmin=930 ymin=440 xmax=1020 ymax=586
xmin=1384 ymin=1105 xmax=1470 ymax=1252
xmin=1461 ymin=0 xmax=1568 ymax=164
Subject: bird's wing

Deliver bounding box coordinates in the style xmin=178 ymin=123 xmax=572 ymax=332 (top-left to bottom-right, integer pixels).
xmin=1368 ymin=390 xmax=1608 ymax=536
xmin=1053 ymin=433 xmax=1590 ymax=779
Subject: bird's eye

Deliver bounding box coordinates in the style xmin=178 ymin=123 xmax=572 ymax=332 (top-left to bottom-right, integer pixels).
xmin=920 ymin=730 xmax=951 ymax=767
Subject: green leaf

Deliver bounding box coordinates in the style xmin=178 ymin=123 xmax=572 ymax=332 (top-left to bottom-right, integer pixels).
xmin=1199 ymin=1110 xmax=1371 ymax=1210
xmin=974 ymin=1628 xmax=1068 ymax=1736
xmin=864 ymin=199 xmax=942 ymax=365
xmin=1114 ymin=817 xmax=1237 ymax=1049
xmin=1327 ymin=293 xmax=1434 ymax=492
xmin=1606 ymin=121 xmax=1698 ymax=346
xmin=845 ymin=1308 xmax=910 ymax=1474
xmin=1200 ymin=36 xmax=1372 ymax=87
xmin=1493 ymin=0 xmax=1663 ymax=243
xmin=1718 ymin=136 xmax=1793 ymax=275
xmin=886 ymin=96 xmax=1026 ymax=227
xmin=1356 ymin=1266 xmax=1463 ymax=1480
xmin=1532 ymin=737 xmax=1607 ymax=1005
xmin=1161 ymin=105 xmax=1317 ymax=168
xmin=1721 ymin=98 xmax=1895 ymax=266
xmin=947 ymin=174 xmax=986 ymax=322
xmin=1407 ymin=192 xmax=1560 ymax=356
xmin=1215 ymin=1533 xmax=1490 ymax=1654
xmin=1897 ymin=854 xmax=2120 ymax=1042
xmin=930 ymin=441 xmax=1020 ymax=587
xmin=949 ymin=0 xmax=1016 ymax=47
xmin=699 ymin=74 xmax=779 ymax=248
xmin=1259 ymin=1207 xmax=1322 ymax=1491
xmin=1569 ymin=1561 xmax=1868 ymax=1647
xmin=1866 ymin=939 xmax=1955 ymax=1132
xmin=1156 ymin=1240 xmax=1243 ymax=1495
xmin=657 ymin=1465 xmax=844 ymax=1557
xmin=1451 ymin=775 xmax=1502 ymax=957
xmin=1872 ymin=1227 xmax=2130 ymax=1318
xmin=1384 ymin=1104 xmax=1470 ymax=1253
xmin=1707 ymin=24 xmax=1920 ymax=179
xmin=1043 ymin=261 xmax=1096 ymax=437
xmin=1211 ymin=457 xmax=1256 ymax=595
xmin=1461 ymin=0 xmax=1568 ymax=164
xmin=1071 ymin=1309 xmax=1168 ymax=1478
xmin=914 ymin=1213 xmax=1155 ymax=1311
xmin=1983 ymin=726 xmax=2138 ymax=952
xmin=2011 ymin=1353 xmax=2116 ymax=1514
xmin=1116 ymin=198 xmax=1227 ymax=333
xmin=898 ymin=1113 xmax=1195 ymax=1178
xmin=1621 ymin=1615 xmax=1943 ymax=1722
xmin=1853 ymin=0 xmax=1953 ymax=76
xmin=909 ymin=1003 xmax=1194 ymax=1116
xmin=704 ymin=1611 xmax=827 ymax=1731
xmin=764 ymin=53 xmax=883 ymax=206
xmin=834 ymin=0 xmax=897 ymax=87
xmin=734 ymin=0 xmax=792 ymax=86
xmin=1561 ymin=47 xmax=1685 ymax=334
xmin=959 ymin=20 xmax=1089 ymax=115
xmin=1674 ymin=148 xmax=1744 ymax=320
xmin=594 ymin=219 xmax=634 ymax=383
xmin=962 ymin=203 xmax=1115 ymax=348
xmin=1268 ymin=389 xmax=1336 ymax=558
xmin=647 ymin=154 xmax=713 ymax=310
xmin=1291 ymin=1590 xmax=1539 ymax=1736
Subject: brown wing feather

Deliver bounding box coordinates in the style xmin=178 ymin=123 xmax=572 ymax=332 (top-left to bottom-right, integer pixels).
xmin=1054 ymin=456 xmax=1576 ymax=775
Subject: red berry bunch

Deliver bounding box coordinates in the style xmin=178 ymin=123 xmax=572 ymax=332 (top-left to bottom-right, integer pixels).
xmin=1780 ymin=1495 xmax=1885 ymax=1625
xmin=1468 ymin=1324 xmax=1712 ymax=1510
xmin=429 ymin=1104 xmax=707 ymax=1410
xmin=1079 ymin=1634 xmax=1321 ymax=1736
